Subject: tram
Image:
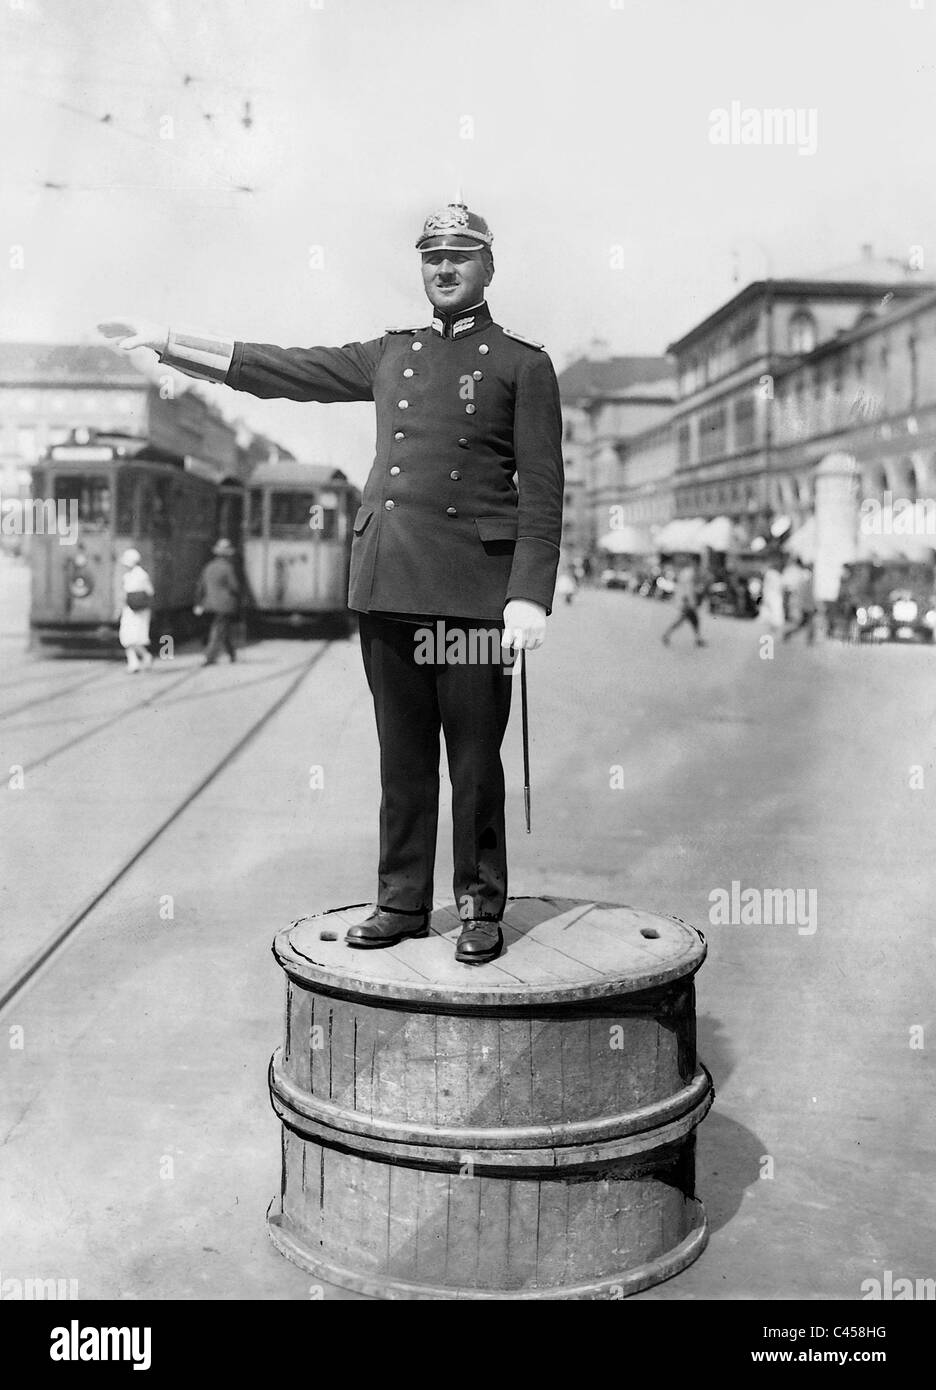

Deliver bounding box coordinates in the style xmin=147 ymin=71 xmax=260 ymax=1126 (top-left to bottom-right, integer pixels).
xmin=244 ymin=460 xmax=360 ymax=633
xmin=29 ymin=431 xmax=226 ymax=647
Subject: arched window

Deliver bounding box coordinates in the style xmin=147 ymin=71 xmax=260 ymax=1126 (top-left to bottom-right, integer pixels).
xmin=788 ymin=310 xmax=817 ymax=354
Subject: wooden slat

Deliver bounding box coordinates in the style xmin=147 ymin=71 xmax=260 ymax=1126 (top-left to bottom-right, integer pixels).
xmin=413 ymin=1168 xmax=449 ymax=1287
xmin=474 ymin=1176 xmax=510 ymax=1290
xmin=533 ymin=1179 xmax=568 ymax=1288
xmin=434 ymin=1014 xmax=470 ymax=1127
xmin=464 ymin=1013 xmax=502 ymax=1129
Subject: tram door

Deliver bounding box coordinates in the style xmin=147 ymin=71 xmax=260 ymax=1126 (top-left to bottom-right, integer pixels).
xmin=44 ymin=469 xmax=116 ymax=624
xmin=216 ymin=481 xmax=246 ymax=546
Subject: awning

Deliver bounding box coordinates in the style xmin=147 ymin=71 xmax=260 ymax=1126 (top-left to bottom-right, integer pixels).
xmin=696 ymin=515 xmax=734 ymax=552
xmin=597 ymin=524 xmax=656 ymax=555
xmin=856 ymin=528 xmax=936 ymax=562
xmin=654 ymin=517 xmax=708 ymax=553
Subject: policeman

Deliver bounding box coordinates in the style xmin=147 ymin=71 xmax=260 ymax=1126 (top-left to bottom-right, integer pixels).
xmin=99 ymin=197 xmax=564 ymax=965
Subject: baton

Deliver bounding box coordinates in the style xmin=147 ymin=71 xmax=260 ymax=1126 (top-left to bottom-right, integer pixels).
xmin=520 ymin=645 xmax=531 ymax=833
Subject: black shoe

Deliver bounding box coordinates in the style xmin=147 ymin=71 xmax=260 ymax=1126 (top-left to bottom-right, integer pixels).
xmin=345 ymin=907 xmax=430 ymax=949
xmin=455 ymin=919 xmax=503 ymax=966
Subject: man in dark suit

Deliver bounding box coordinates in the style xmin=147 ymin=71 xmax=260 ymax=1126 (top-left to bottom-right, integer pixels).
xmin=195 ymin=538 xmax=242 ymax=665
xmin=99 ymin=197 xmax=564 ymax=964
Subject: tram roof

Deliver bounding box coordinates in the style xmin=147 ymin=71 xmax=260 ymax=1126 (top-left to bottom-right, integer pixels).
xmin=248 ymin=460 xmax=349 ymax=488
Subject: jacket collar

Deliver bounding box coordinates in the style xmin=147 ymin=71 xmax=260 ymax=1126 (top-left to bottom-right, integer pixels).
xmin=429 ymin=299 xmax=492 ymax=339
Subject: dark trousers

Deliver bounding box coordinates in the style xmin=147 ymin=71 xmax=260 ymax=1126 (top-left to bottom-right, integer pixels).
xmin=205 ymin=613 xmax=237 ymax=662
xmin=783 ymin=610 xmax=816 ymax=644
xmin=665 ymin=601 xmax=700 ymax=637
xmin=358 ymin=614 xmax=513 ymax=919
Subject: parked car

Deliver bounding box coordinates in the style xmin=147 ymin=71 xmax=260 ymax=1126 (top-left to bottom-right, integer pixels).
xmin=707 ymin=573 xmax=760 ymax=619
xmin=833 ymin=561 xmax=936 ymax=644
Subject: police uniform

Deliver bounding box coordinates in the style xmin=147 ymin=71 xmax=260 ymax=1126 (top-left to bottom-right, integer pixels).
xmin=158 ymin=201 xmax=564 ymax=961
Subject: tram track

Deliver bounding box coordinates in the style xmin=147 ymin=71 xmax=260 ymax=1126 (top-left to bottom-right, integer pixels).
xmin=0 ymin=642 xmax=332 ymax=1016
xmin=4 ymin=663 xmax=204 ymax=777
xmin=0 ymin=666 xmax=118 ymax=721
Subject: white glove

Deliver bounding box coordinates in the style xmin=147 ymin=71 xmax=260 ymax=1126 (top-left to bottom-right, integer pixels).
xmin=98 ymin=319 xmax=169 ymax=355
xmin=501 ymin=598 xmax=547 ymax=653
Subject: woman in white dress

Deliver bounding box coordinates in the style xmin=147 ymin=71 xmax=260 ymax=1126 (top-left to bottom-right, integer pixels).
xmin=119 ymin=547 xmax=155 ymax=672
xmin=760 ymin=561 xmax=786 ymax=635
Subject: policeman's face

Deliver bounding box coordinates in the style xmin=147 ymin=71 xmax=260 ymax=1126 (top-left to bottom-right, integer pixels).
xmin=421 ymin=248 xmax=492 ymax=313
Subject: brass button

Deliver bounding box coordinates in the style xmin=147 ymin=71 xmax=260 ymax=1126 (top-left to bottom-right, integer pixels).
xmin=411 ymin=341 xmax=422 ymax=351
xmin=403 ymin=368 xmax=414 ymax=378
xmin=394 ymin=431 xmax=405 ymax=441
xmin=457 ymin=437 xmax=469 ymax=448
xmin=390 ymin=466 xmax=401 ymax=476
xmin=446 ymin=506 xmax=458 ymax=516
xmin=450 ymin=470 xmax=462 ymax=481
xmin=385 ymin=500 xmax=395 ymax=510
xmin=398 ymin=399 xmax=409 ymax=409
xmin=473 ymin=370 xmax=483 ymax=381
xmin=465 ymin=403 xmax=476 ymax=414
xmin=478 ymin=344 xmax=489 ymax=354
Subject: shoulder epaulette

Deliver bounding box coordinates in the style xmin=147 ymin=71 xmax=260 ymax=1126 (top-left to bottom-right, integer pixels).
xmin=502 ymin=327 xmax=544 ymax=350
xmin=384 ymin=325 xmax=424 ymax=334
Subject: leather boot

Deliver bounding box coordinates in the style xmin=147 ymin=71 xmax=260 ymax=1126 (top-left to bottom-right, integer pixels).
xmin=345 ymin=907 xmax=430 ymax=949
xmin=455 ymin=919 xmax=503 ymax=965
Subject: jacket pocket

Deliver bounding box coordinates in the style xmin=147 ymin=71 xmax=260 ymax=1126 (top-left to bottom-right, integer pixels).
xmin=475 ymin=516 xmax=518 ymax=542
xmin=353 ymin=505 xmax=375 ymax=536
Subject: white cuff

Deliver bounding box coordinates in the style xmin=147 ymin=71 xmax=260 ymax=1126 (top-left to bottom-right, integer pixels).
xmin=160 ymin=329 xmax=234 ymax=382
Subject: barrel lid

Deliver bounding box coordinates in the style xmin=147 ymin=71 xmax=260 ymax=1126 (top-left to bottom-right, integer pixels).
xmin=274 ymin=896 xmax=705 ymax=1007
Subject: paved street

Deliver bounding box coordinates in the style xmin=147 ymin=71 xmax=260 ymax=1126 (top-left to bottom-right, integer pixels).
xmin=1 ymin=553 xmax=934 ymax=1299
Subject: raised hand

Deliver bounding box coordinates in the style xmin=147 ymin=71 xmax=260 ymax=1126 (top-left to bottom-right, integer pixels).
xmin=98 ymin=319 xmax=169 ymax=354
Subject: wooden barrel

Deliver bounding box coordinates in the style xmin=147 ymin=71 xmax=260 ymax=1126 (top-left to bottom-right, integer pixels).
xmin=268 ymin=896 xmax=712 ymax=1299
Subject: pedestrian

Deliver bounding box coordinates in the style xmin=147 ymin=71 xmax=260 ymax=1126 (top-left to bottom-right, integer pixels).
xmin=662 ymin=560 xmax=706 ymax=647
xmin=760 ymin=560 xmax=786 ymax=635
xmin=195 ymin=539 xmax=241 ymax=665
xmin=782 ymin=558 xmax=817 ymax=644
xmin=556 ymin=568 xmax=577 ymax=605
xmin=102 ymin=195 xmax=564 ymax=966
xmin=118 ymin=547 xmax=154 ymax=674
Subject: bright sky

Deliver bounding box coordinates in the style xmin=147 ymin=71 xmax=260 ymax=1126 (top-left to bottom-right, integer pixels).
xmin=2 ymin=0 xmax=936 ymax=484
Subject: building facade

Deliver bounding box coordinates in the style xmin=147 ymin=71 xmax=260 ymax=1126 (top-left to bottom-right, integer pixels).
xmin=666 ymin=277 xmax=931 ymax=535
xmin=564 ymin=263 xmax=936 ymax=562
xmin=557 ymin=354 xmax=676 ymax=555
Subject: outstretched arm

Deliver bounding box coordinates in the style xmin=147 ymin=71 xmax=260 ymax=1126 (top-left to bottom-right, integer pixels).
xmin=98 ymin=318 xmax=384 ymax=403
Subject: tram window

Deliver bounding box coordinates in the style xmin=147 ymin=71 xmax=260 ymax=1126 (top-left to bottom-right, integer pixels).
xmin=52 ymin=474 xmax=111 ymax=529
xmin=269 ymin=491 xmax=336 ymax=538
xmin=151 ymin=478 xmax=172 ymax=537
xmin=248 ymin=488 xmax=265 ymax=537
xmin=190 ymin=489 xmax=215 ymax=537
xmin=116 ymin=472 xmax=139 ymax=533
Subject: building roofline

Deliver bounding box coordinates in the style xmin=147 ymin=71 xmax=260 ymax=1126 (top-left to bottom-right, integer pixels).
xmin=666 ymin=279 xmax=934 ymax=355
xmin=772 ymin=284 xmax=936 ymax=376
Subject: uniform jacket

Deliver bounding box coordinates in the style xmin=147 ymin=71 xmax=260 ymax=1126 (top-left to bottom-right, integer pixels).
xmin=196 ymin=556 xmax=241 ymax=616
xmin=222 ymin=301 xmax=564 ymax=620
